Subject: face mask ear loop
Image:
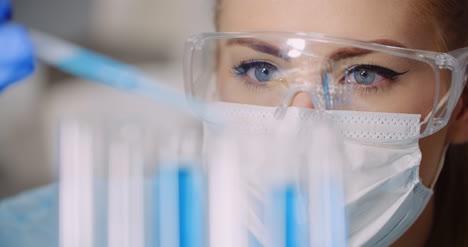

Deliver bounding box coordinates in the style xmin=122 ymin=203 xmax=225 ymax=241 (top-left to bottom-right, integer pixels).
xmin=428 ymin=144 xmax=449 ymax=190
xmin=419 ymin=92 xmax=450 ymax=190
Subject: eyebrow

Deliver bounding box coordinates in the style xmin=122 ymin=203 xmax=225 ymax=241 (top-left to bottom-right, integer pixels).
xmin=226 ymin=38 xmax=407 ymax=61
xmin=226 ymin=38 xmax=289 ymax=60
xmin=329 ymin=39 xmax=408 ymax=61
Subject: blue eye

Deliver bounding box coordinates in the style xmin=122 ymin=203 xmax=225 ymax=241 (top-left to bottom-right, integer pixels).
xmin=346 ymin=65 xmax=407 ymax=85
xmin=254 ymin=65 xmax=275 ymax=82
xmin=352 ymin=69 xmax=377 ymax=85
xmin=233 ymin=61 xmax=279 ymax=83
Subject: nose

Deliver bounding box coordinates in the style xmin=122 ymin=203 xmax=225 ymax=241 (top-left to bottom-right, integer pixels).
xmin=290 ymin=91 xmax=315 ymax=109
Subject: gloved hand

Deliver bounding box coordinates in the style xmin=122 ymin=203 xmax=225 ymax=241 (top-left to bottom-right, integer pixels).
xmin=0 ymin=0 xmax=35 ymax=92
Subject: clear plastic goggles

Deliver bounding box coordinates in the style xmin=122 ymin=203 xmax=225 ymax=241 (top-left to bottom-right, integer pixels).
xmin=184 ymin=32 xmax=468 ymax=139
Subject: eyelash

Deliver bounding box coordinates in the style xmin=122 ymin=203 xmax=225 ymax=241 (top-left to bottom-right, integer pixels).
xmin=345 ymin=64 xmax=406 ymax=80
xmin=230 ymin=60 xmax=408 ymax=95
xmin=231 ymin=59 xmax=274 ymax=90
xmin=342 ymin=64 xmax=408 ymax=95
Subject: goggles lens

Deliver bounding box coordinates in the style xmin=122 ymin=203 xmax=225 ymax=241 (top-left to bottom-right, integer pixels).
xmin=186 ymin=35 xmax=455 ymax=138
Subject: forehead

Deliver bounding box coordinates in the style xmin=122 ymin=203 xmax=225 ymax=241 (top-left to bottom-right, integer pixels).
xmin=217 ymin=0 xmax=437 ymax=50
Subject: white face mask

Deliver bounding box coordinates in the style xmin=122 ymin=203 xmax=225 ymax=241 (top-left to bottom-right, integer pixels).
xmin=203 ymin=102 xmax=434 ymax=247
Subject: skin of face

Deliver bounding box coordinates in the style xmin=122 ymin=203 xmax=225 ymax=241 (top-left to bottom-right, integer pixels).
xmin=217 ymin=0 xmax=468 ymax=246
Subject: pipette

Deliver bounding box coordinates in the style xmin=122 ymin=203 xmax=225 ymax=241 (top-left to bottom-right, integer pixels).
xmin=29 ymin=30 xmax=215 ymax=123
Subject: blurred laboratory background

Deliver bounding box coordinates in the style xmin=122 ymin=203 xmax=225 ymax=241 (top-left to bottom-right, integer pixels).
xmin=0 ymin=0 xmax=215 ymax=198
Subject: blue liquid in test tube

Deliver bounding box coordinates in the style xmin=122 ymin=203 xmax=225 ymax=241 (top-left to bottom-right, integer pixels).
xmin=268 ymin=184 xmax=306 ymax=247
xmin=154 ymin=164 xmax=205 ymax=247
xmin=178 ymin=165 xmax=205 ymax=247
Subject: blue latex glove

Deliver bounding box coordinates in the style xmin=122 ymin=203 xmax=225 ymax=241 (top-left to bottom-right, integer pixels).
xmin=0 ymin=184 xmax=58 ymax=247
xmin=0 ymin=0 xmax=35 ymax=92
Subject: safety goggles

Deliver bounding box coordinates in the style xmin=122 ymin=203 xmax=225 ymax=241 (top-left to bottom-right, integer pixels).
xmin=184 ymin=31 xmax=468 ymax=139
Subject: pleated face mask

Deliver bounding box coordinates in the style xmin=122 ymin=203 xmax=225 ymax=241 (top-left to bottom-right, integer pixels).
xmin=203 ymin=102 xmax=433 ymax=247
xmin=185 ymin=32 xmax=467 ymax=246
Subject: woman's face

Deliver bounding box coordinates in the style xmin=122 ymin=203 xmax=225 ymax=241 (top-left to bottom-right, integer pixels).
xmin=217 ymin=0 xmax=453 ymax=245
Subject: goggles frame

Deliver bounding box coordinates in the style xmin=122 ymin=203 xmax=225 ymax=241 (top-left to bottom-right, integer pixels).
xmin=184 ymin=31 xmax=468 ymax=139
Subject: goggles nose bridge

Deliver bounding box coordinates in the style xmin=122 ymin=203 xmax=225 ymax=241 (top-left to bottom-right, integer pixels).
xmin=274 ymin=72 xmax=352 ymax=119
xmin=274 ymin=85 xmax=325 ymax=119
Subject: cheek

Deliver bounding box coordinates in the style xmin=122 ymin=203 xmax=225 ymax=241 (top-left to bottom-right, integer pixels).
xmin=418 ymin=127 xmax=448 ymax=188
xmin=395 ymin=70 xmax=437 ymax=117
